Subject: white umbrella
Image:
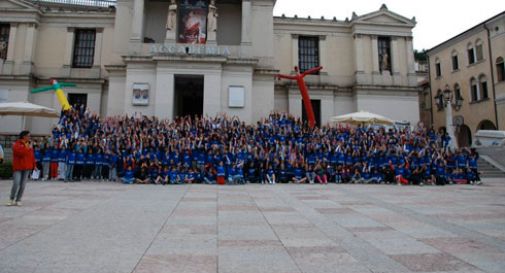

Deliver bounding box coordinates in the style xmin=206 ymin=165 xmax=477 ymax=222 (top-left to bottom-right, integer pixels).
xmin=0 ymin=102 xmax=59 ymax=118
xmin=330 ymin=111 xmax=394 ymax=125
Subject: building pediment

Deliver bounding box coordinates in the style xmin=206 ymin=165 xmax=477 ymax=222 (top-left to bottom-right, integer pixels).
xmin=351 ymin=4 xmax=416 ymax=27
xmin=0 ymin=0 xmax=38 ymax=12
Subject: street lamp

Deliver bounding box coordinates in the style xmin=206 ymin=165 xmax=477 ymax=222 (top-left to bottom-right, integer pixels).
xmin=443 ymin=84 xmax=458 ymax=149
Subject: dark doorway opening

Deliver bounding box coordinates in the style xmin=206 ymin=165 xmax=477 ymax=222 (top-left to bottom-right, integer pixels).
xmin=302 ymin=99 xmax=321 ymax=127
xmin=457 ymin=124 xmax=472 ymax=147
xmin=68 ymin=93 xmax=87 ymax=109
xmin=174 ymin=75 xmax=204 ymax=118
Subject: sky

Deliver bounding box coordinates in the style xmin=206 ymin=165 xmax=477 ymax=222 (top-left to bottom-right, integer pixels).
xmin=273 ymin=0 xmax=504 ymax=51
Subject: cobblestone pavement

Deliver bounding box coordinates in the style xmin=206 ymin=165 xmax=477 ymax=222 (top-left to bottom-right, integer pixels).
xmin=0 ymin=179 xmax=504 ymax=273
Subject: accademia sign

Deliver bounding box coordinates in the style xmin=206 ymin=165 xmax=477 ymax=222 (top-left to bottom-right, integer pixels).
xmin=150 ymin=44 xmax=231 ymax=56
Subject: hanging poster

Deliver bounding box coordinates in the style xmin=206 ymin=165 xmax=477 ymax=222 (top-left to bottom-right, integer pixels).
xmin=178 ymin=0 xmax=208 ymax=44
xmin=132 ymin=83 xmax=149 ymax=106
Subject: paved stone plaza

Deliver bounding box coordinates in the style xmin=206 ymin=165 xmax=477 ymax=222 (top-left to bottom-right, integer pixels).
xmin=0 ymin=179 xmax=504 ymax=273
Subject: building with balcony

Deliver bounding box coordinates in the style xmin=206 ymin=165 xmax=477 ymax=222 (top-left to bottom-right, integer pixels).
xmin=0 ymin=0 xmax=420 ymax=134
xmin=427 ymin=11 xmax=505 ymax=147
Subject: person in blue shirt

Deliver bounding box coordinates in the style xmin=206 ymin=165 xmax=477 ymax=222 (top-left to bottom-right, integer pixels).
xmin=102 ymin=152 xmax=110 ymax=180
xmin=276 ymin=162 xmax=290 ymax=183
xmin=121 ymin=166 xmax=134 ymax=184
xmin=291 ymin=162 xmax=307 ymax=184
xmin=149 ymin=162 xmax=161 ymax=184
xmin=84 ymin=149 xmax=95 ymax=180
xmin=33 ymin=144 xmax=43 ymax=177
xmin=265 ymin=163 xmax=276 ymax=184
xmin=468 ymin=149 xmax=480 ymax=184
xmin=203 ymin=165 xmax=216 ymax=184
xmin=169 ymin=166 xmax=180 ymax=184
xmin=94 ymin=150 xmax=104 ymax=180
xmin=109 ymin=151 xmax=118 ymax=181
xmin=42 ymin=146 xmax=52 ymax=180
xmin=160 ymin=166 xmax=170 ymax=185
xmin=185 ymin=167 xmax=196 ymax=184
xmin=245 ymin=161 xmax=259 ymax=183
xmin=57 ymin=148 xmax=67 ymax=181
xmin=74 ymin=149 xmax=85 ymax=181
xmin=216 ymin=161 xmax=226 ymax=185
xmin=65 ymin=149 xmax=76 ymax=182
xmin=434 ymin=160 xmax=447 ymax=186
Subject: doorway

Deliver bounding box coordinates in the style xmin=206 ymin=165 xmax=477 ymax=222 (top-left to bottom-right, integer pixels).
xmin=457 ymin=124 xmax=472 ymax=147
xmin=302 ymin=99 xmax=321 ymax=127
xmin=68 ymin=93 xmax=87 ymax=109
xmin=174 ymin=75 xmax=204 ymax=118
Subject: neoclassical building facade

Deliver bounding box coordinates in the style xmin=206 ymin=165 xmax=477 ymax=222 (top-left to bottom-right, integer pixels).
xmin=0 ymin=0 xmax=420 ymax=134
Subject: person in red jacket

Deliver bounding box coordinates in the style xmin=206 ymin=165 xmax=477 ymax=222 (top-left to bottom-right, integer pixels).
xmin=7 ymin=130 xmax=36 ymax=206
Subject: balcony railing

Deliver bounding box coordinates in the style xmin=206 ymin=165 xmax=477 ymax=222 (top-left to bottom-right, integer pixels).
xmin=30 ymin=0 xmax=116 ymax=8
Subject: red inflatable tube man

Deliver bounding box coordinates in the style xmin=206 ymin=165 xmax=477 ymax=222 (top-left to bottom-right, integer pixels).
xmin=277 ymin=66 xmax=323 ymax=128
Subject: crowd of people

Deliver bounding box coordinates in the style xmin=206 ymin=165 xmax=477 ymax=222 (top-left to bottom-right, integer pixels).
xmin=29 ymin=105 xmax=481 ymax=186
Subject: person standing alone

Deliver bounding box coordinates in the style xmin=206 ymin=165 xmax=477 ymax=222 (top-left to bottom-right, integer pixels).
xmin=7 ymin=131 xmax=36 ymax=206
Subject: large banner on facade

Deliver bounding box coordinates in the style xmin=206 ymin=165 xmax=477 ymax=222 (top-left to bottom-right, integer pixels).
xmin=178 ymin=0 xmax=208 ymax=44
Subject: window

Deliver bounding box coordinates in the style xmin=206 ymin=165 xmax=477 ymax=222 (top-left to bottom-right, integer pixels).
xmin=378 ymin=36 xmax=391 ymax=72
xmin=0 ymin=24 xmax=10 ymax=60
xmin=468 ymin=43 xmax=475 ymax=64
xmin=497 ymin=57 xmax=504 ymax=82
xmin=470 ymin=77 xmax=478 ymax=102
xmin=435 ymin=89 xmax=443 ymax=110
xmin=479 ymin=75 xmax=488 ymax=99
xmin=298 ymin=36 xmax=319 ymax=73
xmin=454 ymin=83 xmax=462 ymax=100
xmin=72 ymin=29 xmax=96 ymax=68
xmin=475 ymin=39 xmax=483 ymax=62
xmin=435 ymin=58 xmax=441 ymax=77
xmin=452 ymin=51 xmax=459 ymax=71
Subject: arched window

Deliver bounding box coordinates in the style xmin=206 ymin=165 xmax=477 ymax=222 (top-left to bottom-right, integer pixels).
xmin=470 ymin=77 xmax=479 ymax=102
xmin=435 ymin=58 xmax=441 ymax=77
xmin=479 ymin=74 xmax=488 ymax=99
xmin=467 ymin=43 xmax=475 ymax=64
xmin=497 ymin=57 xmax=505 ymax=82
xmin=454 ymin=83 xmax=462 ymax=99
xmin=475 ymin=39 xmax=484 ymax=62
xmin=454 ymin=83 xmax=463 ymax=110
xmin=451 ymin=50 xmax=459 ymax=71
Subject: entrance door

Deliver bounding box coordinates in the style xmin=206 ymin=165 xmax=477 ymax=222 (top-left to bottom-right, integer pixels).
xmin=174 ymin=75 xmax=204 ymax=118
xmin=302 ymin=99 xmax=321 ymax=127
xmin=68 ymin=93 xmax=87 ymax=108
xmin=457 ymin=124 xmax=472 ymax=147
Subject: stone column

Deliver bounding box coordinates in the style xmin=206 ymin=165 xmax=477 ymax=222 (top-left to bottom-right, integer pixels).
xmin=319 ymin=35 xmax=326 ymax=69
xmin=154 ymin=69 xmax=174 ymax=120
xmin=3 ymin=23 xmax=17 ymax=74
xmin=93 ymin=29 xmax=104 ymax=67
xmin=241 ymin=0 xmax=252 ymax=46
xmin=406 ymin=36 xmax=417 ymax=86
xmin=62 ymin=28 xmax=75 ymax=76
xmin=371 ymin=35 xmax=381 ymax=84
xmin=131 ymin=0 xmax=144 ymax=41
xmin=292 ymin=34 xmax=299 ymax=69
xmin=21 ymin=23 xmax=36 ymax=74
xmin=353 ymin=34 xmax=365 ymax=83
xmin=391 ymin=36 xmax=401 ymax=84
xmin=391 ymin=37 xmax=400 ymax=73
xmin=288 ymin=89 xmax=302 ymax=118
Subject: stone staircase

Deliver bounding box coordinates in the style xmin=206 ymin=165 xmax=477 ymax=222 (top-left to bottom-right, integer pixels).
xmin=478 ymin=157 xmax=505 ymax=178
